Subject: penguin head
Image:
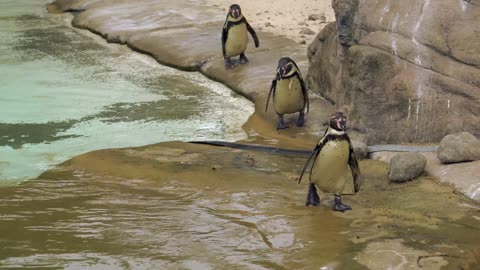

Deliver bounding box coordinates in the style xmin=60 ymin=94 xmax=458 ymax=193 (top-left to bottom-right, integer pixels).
xmin=229 ymin=4 xmax=242 ymax=19
xmin=329 ymin=112 xmax=347 ymax=131
xmin=276 ymin=57 xmax=295 ymax=79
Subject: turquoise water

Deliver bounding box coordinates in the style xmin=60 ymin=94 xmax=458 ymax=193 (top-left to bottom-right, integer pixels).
xmin=0 ymin=0 xmax=253 ymax=184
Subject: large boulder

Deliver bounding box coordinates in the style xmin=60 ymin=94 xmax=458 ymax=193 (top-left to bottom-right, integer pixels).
xmin=351 ymin=140 xmax=368 ymax=159
xmin=307 ymin=0 xmax=480 ymax=144
xmin=388 ymin=153 xmax=427 ymax=182
xmin=437 ymin=132 xmax=480 ymax=163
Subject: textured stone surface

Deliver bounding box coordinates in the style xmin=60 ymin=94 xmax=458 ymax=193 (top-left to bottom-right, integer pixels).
xmin=307 ymin=0 xmax=480 ymax=144
xmin=438 ymin=132 xmax=480 ymax=163
xmin=388 ymin=152 xmax=427 ymax=182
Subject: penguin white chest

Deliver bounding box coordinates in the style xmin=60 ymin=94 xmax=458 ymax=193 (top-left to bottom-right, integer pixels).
xmin=225 ymin=24 xmax=248 ymax=57
xmin=273 ymin=77 xmax=305 ymax=114
xmin=310 ymin=140 xmax=350 ymax=194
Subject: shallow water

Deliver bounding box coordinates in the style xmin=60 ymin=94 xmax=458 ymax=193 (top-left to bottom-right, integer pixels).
xmin=1 ymin=142 xmax=479 ymax=269
xmin=0 ymin=0 xmax=253 ymax=183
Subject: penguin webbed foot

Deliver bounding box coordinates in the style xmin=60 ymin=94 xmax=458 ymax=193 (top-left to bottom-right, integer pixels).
xmin=276 ymin=115 xmax=288 ymax=130
xmin=239 ymin=53 xmax=249 ymax=64
xmin=296 ymin=112 xmax=305 ymax=127
xmin=332 ymin=195 xmax=352 ymax=212
xmin=224 ymin=58 xmax=234 ymax=70
xmin=306 ymin=183 xmax=320 ymax=206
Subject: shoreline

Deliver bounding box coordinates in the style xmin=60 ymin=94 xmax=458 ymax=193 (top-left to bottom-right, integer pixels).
xmin=47 ymin=0 xmax=334 ymax=150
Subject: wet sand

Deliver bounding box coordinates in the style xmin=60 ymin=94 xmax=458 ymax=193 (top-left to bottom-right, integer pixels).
xmin=2 ymin=141 xmax=474 ymax=269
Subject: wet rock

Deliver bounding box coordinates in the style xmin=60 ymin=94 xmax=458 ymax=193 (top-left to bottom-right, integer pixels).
xmin=388 ymin=152 xmax=426 ymax=182
xmin=438 ymin=132 xmax=480 ymax=164
xmin=424 ymin=152 xmax=480 ymax=202
xmin=352 ymin=140 xmax=368 ymax=159
xmin=357 ymin=239 xmax=448 ymax=269
xmin=307 ymin=0 xmax=480 ymax=144
xmin=332 ymin=0 xmax=358 ymax=46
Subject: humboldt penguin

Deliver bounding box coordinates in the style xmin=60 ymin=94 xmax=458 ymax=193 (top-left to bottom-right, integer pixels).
xmin=265 ymin=57 xmax=309 ymax=129
xmin=298 ymin=112 xmax=361 ymax=212
xmin=221 ymin=4 xmax=260 ymax=69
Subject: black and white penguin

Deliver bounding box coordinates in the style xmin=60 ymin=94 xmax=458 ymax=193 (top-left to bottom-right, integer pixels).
xmin=221 ymin=4 xmax=260 ymax=69
xmin=298 ymin=112 xmax=361 ymax=212
xmin=265 ymin=57 xmax=309 ymax=129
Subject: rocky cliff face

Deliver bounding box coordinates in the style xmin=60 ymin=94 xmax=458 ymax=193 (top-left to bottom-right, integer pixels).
xmin=307 ymin=0 xmax=480 ymax=144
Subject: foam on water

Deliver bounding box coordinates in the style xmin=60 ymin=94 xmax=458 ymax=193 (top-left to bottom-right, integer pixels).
xmin=0 ymin=0 xmax=254 ymax=183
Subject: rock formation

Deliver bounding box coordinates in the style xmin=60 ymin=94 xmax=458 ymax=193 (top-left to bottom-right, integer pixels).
xmin=388 ymin=152 xmax=426 ymax=182
xmin=307 ymin=0 xmax=480 ymax=144
xmin=437 ymin=132 xmax=480 ymax=163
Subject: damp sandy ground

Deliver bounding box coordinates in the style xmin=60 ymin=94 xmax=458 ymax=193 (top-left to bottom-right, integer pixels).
xmin=1 ymin=141 xmax=479 ymax=269
xmin=207 ymin=0 xmax=335 ymax=45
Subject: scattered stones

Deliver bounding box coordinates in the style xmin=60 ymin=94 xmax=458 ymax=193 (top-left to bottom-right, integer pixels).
xmin=299 ymin=27 xmax=315 ymax=35
xmin=298 ymin=21 xmax=306 ymax=26
xmin=299 ymin=40 xmax=307 ymax=45
xmin=352 ymin=140 xmax=368 ymax=159
xmin=265 ymin=22 xmax=274 ymax=28
xmin=308 ymin=14 xmax=326 ymax=22
xmin=437 ymin=132 xmax=480 ymax=164
xmin=388 ymin=153 xmax=427 ymax=182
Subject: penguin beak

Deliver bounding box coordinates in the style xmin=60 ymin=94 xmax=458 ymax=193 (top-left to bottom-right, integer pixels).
xmin=340 ymin=118 xmax=347 ymax=131
xmin=231 ymin=9 xmax=240 ymax=18
xmin=336 ymin=118 xmax=346 ymax=131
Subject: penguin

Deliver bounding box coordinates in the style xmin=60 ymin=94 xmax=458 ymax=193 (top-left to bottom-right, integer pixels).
xmin=221 ymin=4 xmax=260 ymax=70
xmin=265 ymin=57 xmax=309 ymax=129
xmin=298 ymin=112 xmax=361 ymax=212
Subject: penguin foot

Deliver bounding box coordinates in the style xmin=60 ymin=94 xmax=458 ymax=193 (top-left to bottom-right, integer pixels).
xmin=276 ymin=116 xmax=288 ymax=130
xmin=306 ymin=183 xmax=320 ymax=206
xmin=224 ymin=58 xmax=234 ymax=70
xmin=239 ymin=53 xmax=249 ymax=64
xmin=332 ymin=195 xmax=352 ymax=212
xmin=276 ymin=122 xmax=288 ymax=130
xmin=297 ymin=112 xmax=305 ymax=127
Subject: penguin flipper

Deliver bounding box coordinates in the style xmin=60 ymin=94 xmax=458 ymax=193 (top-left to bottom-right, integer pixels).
xmin=298 ymin=74 xmax=309 ymax=113
xmin=347 ymin=137 xmax=361 ymax=193
xmin=298 ymin=143 xmax=322 ymax=184
xmin=221 ymin=16 xmax=229 ymax=58
xmin=246 ymin=21 xmax=260 ymax=47
xmin=265 ymin=79 xmax=276 ymax=112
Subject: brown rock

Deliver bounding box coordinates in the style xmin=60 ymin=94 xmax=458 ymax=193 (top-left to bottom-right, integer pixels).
xmin=437 ymin=132 xmax=480 ymax=163
xmin=307 ymin=0 xmax=480 ymax=144
xmin=388 ymin=152 xmax=426 ymax=182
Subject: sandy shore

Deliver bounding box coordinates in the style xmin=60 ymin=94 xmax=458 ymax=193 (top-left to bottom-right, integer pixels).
xmin=207 ymin=0 xmax=335 ymax=44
